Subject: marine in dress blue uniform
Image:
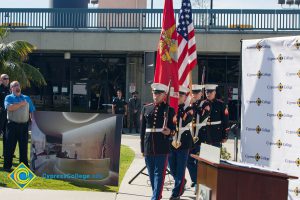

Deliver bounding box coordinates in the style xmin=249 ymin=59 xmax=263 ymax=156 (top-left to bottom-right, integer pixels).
xmin=168 ymin=86 xmax=193 ymax=200
xmin=200 ymin=84 xmax=230 ymax=147
xmin=140 ymin=83 xmax=176 ymax=200
xmin=186 ymin=84 xmax=205 ymax=187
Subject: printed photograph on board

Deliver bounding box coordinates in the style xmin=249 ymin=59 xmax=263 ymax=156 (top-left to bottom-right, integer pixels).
xmin=30 ymin=111 xmax=122 ymax=186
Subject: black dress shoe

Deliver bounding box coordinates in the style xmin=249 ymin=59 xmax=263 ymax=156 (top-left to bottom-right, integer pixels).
xmin=3 ymin=168 xmax=13 ymax=173
xmin=169 ymin=196 xmax=180 ymax=200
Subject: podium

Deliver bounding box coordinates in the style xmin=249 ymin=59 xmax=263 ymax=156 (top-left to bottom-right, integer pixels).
xmin=191 ymin=155 xmax=297 ymax=200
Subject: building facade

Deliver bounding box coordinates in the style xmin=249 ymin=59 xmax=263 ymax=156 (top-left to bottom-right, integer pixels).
xmin=1 ymin=8 xmax=299 ymax=123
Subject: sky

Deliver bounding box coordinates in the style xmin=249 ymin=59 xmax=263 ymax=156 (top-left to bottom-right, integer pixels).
xmin=0 ymin=0 xmax=290 ymax=9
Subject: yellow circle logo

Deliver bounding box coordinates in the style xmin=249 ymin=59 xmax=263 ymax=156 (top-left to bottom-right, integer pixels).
xmin=8 ymin=163 xmax=36 ymax=190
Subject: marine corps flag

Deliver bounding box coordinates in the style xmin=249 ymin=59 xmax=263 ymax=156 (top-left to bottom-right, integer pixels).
xmin=154 ymin=0 xmax=179 ymax=113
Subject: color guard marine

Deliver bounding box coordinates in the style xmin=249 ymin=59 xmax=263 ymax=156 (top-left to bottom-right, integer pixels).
xmin=168 ymin=85 xmax=193 ymax=200
xmin=140 ymin=83 xmax=176 ymax=200
xmin=186 ymin=84 xmax=205 ymax=187
xmin=200 ymin=84 xmax=230 ymax=147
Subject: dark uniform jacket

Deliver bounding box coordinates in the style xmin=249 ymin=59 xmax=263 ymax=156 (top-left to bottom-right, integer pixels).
xmin=0 ymin=84 xmax=10 ymax=111
xmin=0 ymin=84 xmax=10 ymax=132
xmin=140 ymin=102 xmax=176 ymax=155
xmin=128 ymin=97 xmax=141 ymax=115
xmin=112 ymin=97 xmax=127 ymax=114
xmin=191 ymin=99 xmax=206 ymax=146
xmin=200 ymin=99 xmax=229 ymax=145
xmin=170 ymin=103 xmax=193 ymax=151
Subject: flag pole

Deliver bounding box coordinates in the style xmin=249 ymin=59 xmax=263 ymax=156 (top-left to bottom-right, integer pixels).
xmin=189 ymin=71 xmax=193 ymax=93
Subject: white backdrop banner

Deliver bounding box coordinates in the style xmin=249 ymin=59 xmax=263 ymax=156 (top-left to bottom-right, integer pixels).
xmin=241 ymin=36 xmax=300 ymax=199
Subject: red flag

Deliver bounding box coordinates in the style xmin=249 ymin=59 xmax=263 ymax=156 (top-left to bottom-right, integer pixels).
xmin=154 ymin=0 xmax=179 ymax=113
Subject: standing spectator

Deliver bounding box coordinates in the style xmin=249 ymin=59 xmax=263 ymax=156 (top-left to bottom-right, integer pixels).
xmin=112 ymin=89 xmax=128 ymax=127
xmin=3 ymin=81 xmax=35 ymax=172
xmin=0 ymin=74 xmax=10 ymax=159
xmin=128 ymin=91 xmax=141 ymax=133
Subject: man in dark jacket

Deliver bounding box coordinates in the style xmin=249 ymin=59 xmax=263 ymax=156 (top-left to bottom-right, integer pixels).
xmin=128 ymin=91 xmax=141 ymax=133
xmin=140 ymin=83 xmax=176 ymax=200
xmin=112 ymin=89 xmax=128 ymax=128
xmin=0 ymin=74 xmax=10 ymax=158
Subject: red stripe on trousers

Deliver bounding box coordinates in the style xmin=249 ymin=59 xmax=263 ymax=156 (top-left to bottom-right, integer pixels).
xmin=178 ymin=173 xmax=186 ymax=196
xmin=158 ymin=155 xmax=169 ymax=200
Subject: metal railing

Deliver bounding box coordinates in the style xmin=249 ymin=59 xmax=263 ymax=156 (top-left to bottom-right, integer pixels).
xmin=0 ymin=8 xmax=299 ymax=32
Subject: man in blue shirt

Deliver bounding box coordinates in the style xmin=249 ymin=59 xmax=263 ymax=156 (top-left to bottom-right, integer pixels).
xmin=3 ymin=81 xmax=35 ymax=172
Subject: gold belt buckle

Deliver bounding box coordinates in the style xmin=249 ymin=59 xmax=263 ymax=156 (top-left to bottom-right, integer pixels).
xmin=207 ymin=122 xmax=211 ymax=125
xmin=151 ymin=128 xmax=156 ymax=132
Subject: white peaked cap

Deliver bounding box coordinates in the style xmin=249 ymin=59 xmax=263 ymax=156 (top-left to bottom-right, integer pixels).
xmin=169 ymin=87 xmax=175 ymax=97
xmin=179 ymin=85 xmax=189 ymax=94
xmin=151 ymin=83 xmax=168 ymax=92
xmin=205 ymin=84 xmax=218 ymax=90
xmin=191 ymin=84 xmax=205 ymax=91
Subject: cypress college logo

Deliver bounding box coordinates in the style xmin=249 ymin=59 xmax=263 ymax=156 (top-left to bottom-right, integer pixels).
xmin=267 ymin=82 xmax=292 ymax=92
xmin=286 ymin=70 xmax=300 ymax=78
xmin=256 ymin=43 xmax=271 ymax=51
xmin=266 ymin=139 xmax=292 ymax=148
xmin=247 ymin=70 xmax=271 ymax=79
xmin=245 ymin=43 xmax=270 ymax=51
xmin=285 ymin=158 xmax=300 ymax=167
xmin=267 ymin=111 xmax=293 ymax=119
xmin=295 ymin=40 xmax=300 ymax=49
xmin=246 ymin=125 xmax=270 ymax=134
xmin=286 ymin=128 xmax=300 ymax=137
xmin=289 ymin=187 xmax=300 ymax=196
xmin=245 ymin=153 xmax=269 ymax=162
xmin=8 ymin=163 xmax=36 ymax=190
xmin=297 ymin=158 xmax=300 ymax=167
xmin=253 ymin=98 xmax=270 ymax=106
xmin=295 ymin=187 xmax=299 ymax=196
xmin=268 ymin=54 xmax=293 ymax=63
xmin=287 ymin=98 xmax=300 ymax=107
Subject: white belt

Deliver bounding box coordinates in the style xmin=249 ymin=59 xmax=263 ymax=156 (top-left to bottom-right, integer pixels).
xmin=178 ymin=127 xmax=189 ymax=131
xmin=207 ymin=121 xmax=221 ymax=125
xmin=146 ymin=128 xmax=164 ymax=132
xmin=195 ymin=122 xmax=207 ymax=127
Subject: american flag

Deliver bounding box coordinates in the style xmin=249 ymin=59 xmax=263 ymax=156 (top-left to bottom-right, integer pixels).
xmin=177 ymin=0 xmax=197 ymax=87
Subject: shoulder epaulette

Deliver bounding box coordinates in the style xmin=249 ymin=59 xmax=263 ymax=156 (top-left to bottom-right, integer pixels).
xmin=216 ymin=99 xmax=224 ymax=103
xmin=144 ymin=103 xmax=154 ymax=107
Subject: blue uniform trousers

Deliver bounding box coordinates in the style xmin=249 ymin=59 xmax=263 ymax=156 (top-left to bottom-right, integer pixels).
xmin=186 ymin=145 xmax=200 ymax=184
xmin=145 ymin=154 xmax=169 ymax=200
xmin=168 ymin=149 xmax=189 ymax=197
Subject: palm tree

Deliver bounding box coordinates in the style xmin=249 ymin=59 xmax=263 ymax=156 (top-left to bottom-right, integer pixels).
xmin=0 ymin=27 xmax=46 ymax=88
